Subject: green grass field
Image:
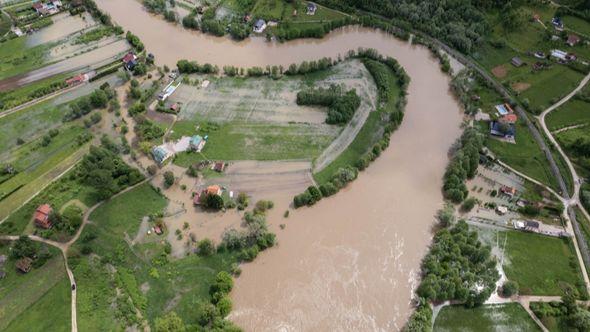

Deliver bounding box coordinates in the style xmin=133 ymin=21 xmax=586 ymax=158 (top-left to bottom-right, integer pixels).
xmin=519 ymin=66 xmax=584 ymax=113
xmin=563 ymin=15 xmax=590 ymax=37
xmin=0 ymin=72 xmax=69 ymax=111
xmin=575 ymin=207 xmax=590 ymax=275
xmin=71 ymin=183 xmax=243 ymax=328
xmin=171 ymin=120 xmax=336 ymax=166
xmin=0 ymin=244 xmax=70 ymax=331
xmin=547 ymin=99 xmax=590 ymax=131
xmin=0 ymin=11 xmax=12 ymax=37
xmin=555 ymin=126 xmax=590 ymax=180
xmin=434 ymin=303 xmax=541 ymax=332
xmin=503 ymin=231 xmax=587 ymax=297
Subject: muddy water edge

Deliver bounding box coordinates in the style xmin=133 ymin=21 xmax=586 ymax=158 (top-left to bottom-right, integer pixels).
xmin=95 ymin=0 xmax=464 ymax=330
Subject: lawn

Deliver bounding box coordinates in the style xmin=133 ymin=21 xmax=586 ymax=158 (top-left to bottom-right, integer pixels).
xmin=433 ymin=303 xmax=541 ymax=332
xmin=518 ymin=65 xmax=584 ymax=113
xmin=71 ymin=183 xmax=243 ymax=328
xmin=0 ymin=244 xmax=70 ymax=331
xmin=252 ymin=0 xmax=290 ymax=21
xmin=0 ymin=72 xmax=69 ymax=111
xmin=484 ymin=119 xmax=560 ymax=192
xmin=503 ymin=231 xmax=587 ymax=297
xmin=546 ymin=99 xmax=590 ymax=131
xmin=0 ymin=11 xmax=11 ymax=37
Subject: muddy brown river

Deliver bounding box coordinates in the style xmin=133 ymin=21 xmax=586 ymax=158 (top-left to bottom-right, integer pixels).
xmin=96 ymin=0 xmax=463 ymax=330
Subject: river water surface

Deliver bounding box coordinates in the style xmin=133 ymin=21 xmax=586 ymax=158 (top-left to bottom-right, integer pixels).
xmin=95 ymin=0 xmax=463 ymax=330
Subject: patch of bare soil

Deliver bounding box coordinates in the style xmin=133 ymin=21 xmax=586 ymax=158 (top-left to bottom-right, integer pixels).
xmin=492 ymin=65 xmax=507 ymax=78
xmin=512 ymin=82 xmax=531 ymax=92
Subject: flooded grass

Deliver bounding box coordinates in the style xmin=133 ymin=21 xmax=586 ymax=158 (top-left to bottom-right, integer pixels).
xmin=434 ymin=303 xmax=541 ymax=332
xmin=71 ymin=183 xmax=242 ymax=328
xmin=502 ymin=230 xmax=587 ymax=297
xmin=0 ymin=37 xmax=52 ymax=81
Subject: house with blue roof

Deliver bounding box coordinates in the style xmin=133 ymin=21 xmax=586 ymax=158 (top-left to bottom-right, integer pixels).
xmin=190 ymin=135 xmax=206 ymax=152
xmin=152 ymin=146 xmax=173 ymax=165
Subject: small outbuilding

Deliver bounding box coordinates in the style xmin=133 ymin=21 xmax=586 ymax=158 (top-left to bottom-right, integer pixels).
xmin=213 ymin=162 xmax=225 ymax=173
xmin=34 ymin=204 xmax=53 ymax=229
xmin=189 ymin=135 xmax=206 ymax=152
xmin=567 ymin=34 xmax=581 ymax=47
xmin=307 ymin=2 xmax=317 ymax=15
xmin=500 ymin=185 xmax=517 ymax=197
xmin=152 ymin=146 xmax=173 ymax=165
xmin=122 ymin=52 xmax=138 ymax=71
xmin=511 ymin=57 xmax=524 ymax=67
xmin=253 ymin=19 xmax=267 ymax=33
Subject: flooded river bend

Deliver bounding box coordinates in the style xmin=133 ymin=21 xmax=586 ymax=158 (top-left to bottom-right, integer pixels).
xmin=95 ymin=0 xmax=464 ymax=330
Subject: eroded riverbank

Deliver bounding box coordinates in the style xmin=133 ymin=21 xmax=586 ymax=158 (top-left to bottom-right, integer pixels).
xmin=95 ymin=0 xmax=464 ymax=330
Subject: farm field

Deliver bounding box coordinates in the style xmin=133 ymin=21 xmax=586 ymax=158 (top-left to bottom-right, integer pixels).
xmin=502 ymin=231 xmax=587 ymax=297
xmin=0 ymin=244 xmax=70 ymax=332
xmin=433 ymin=303 xmax=541 ymax=332
xmin=169 ymin=60 xmax=377 ymax=165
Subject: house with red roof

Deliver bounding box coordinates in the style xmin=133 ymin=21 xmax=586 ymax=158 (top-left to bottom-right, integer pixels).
xmin=501 ymin=114 xmax=518 ymax=124
xmin=34 ymin=204 xmax=52 ymax=229
xmin=567 ymin=34 xmax=581 ymax=47
xmin=122 ymin=52 xmax=138 ymax=71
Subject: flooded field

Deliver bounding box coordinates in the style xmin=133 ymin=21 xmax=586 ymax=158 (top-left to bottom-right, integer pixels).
xmin=0 ymin=39 xmax=129 ymax=91
xmin=96 ymin=0 xmax=464 ymax=330
xmin=26 ymin=12 xmax=97 ymax=47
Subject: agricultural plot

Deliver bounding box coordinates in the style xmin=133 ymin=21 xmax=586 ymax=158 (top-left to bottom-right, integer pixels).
xmin=169 ymin=60 xmax=377 ymax=164
xmin=0 ymin=11 xmax=128 ymax=91
xmin=433 ymin=303 xmax=541 ymax=332
xmin=70 ymin=183 xmax=242 ymax=328
xmin=0 ymin=244 xmax=70 ymax=332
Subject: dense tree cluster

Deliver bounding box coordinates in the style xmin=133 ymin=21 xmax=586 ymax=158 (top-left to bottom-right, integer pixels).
xmin=275 ymin=17 xmax=354 ymax=41
xmin=531 ymin=292 xmax=590 ymax=332
xmin=314 ymin=0 xmax=511 ymax=53
xmin=176 ymin=60 xmax=219 ymax=75
xmin=125 ymin=31 xmax=144 ymax=51
xmin=134 ymin=115 xmax=165 ymax=141
xmin=294 ymin=166 xmax=358 ymax=208
xmin=443 ymin=128 xmax=483 ymax=203
xmin=416 ymin=220 xmax=499 ymax=307
xmin=63 ymin=86 xmax=113 ymax=122
xmin=77 ymin=146 xmax=144 ymax=199
xmin=297 ymin=85 xmax=361 ymax=124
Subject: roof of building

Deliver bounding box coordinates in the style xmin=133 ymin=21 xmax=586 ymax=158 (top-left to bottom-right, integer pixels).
xmin=122 ymin=52 xmax=137 ymax=64
xmin=254 ymin=19 xmax=266 ymax=29
xmin=152 ymin=146 xmax=171 ymax=164
xmin=32 ymin=2 xmax=44 ymax=10
xmin=214 ymin=162 xmax=225 ymax=172
xmin=490 ymin=121 xmax=516 ymax=137
xmin=511 ymin=57 xmax=523 ymax=66
xmin=568 ymin=34 xmax=581 ymax=44
xmin=207 ymin=185 xmax=221 ymax=195
xmin=307 ymin=2 xmax=317 ymax=10
xmin=501 ymin=114 xmax=518 ymax=123
xmin=16 ymin=257 xmax=33 ymax=273
xmin=501 ymin=186 xmax=517 ymax=195
xmin=525 ymin=220 xmax=540 ymax=228
xmin=190 ymin=135 xmax=203 ymax=146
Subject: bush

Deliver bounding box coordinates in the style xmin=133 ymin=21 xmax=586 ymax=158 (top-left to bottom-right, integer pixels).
xmin=197 ymin=238 xmax=216 ymax=256
xmin=163 ymin=171 xmax=175 ymax=188
xmin=501 ymin=281 xmax=519 ymax=297
xmin=461 ymin=197 xmax=477 ymax=212
xmin=203 ymin=194 xmax=224 ymax=211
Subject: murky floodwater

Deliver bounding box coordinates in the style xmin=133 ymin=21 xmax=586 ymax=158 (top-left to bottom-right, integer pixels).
xmin=95 ymin=0 xmax=464 ymax=330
